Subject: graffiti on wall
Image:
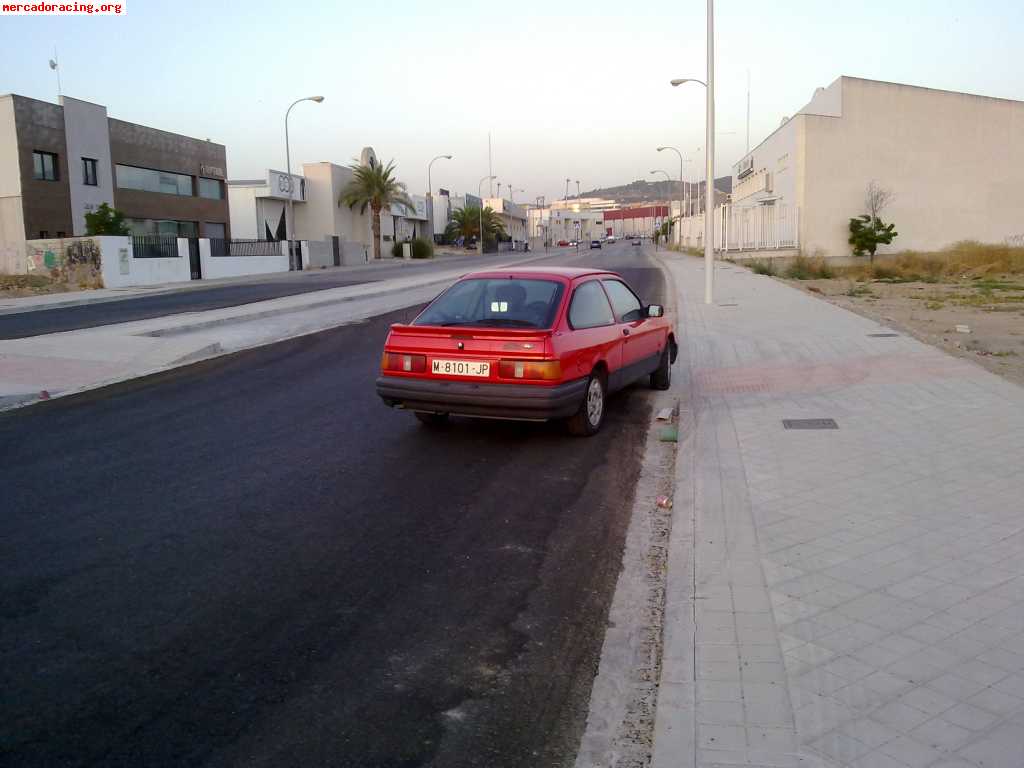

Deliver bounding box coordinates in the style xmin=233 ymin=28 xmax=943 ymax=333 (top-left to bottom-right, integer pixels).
xmin=25 ymin=237 xmax=103 ymax=287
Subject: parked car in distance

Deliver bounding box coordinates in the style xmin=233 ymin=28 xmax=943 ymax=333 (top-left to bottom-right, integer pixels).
xmin=590 ymin=240 xmax=601 ymax=249
xmin=569 ymin=240 xmax=578 ymax=247
xmin=632 ymin=238 xmax=641 ymax=246
xmin=376 ymin=268 xmax=677 ymax=436
xmin=606 ymin=235 xmax=616 ymax=243
xmin=557 ymin=239 xmax=570 ymax=247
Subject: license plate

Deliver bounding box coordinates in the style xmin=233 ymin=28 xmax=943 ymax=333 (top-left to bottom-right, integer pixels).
xmin=431 ymin=359 xmax=490 ymax=377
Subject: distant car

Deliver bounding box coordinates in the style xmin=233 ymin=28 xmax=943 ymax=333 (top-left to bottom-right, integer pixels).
xmin=606 ymin=236 xmax=616 ymax=244
xmin=590 ymin=240 xmax=601 ymax=249
xmin=376 ymin=268 xmax=676 ymax=436
xmin=557 ymin=239 xmax=569 ymax=247
xmin=569 ymin=240 xmax=578 ymax=247
xmin=632 ymin=238 xmax=641 ymax=246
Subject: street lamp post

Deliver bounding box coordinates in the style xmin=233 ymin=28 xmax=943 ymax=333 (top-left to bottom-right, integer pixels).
xmin=478 ymin=175 xmax=495 ymax=255
xmin=656 ymin=146 xmax=684 ymax=248
xmin=427 ymin=154 xmax=452 ymax=197
xmin=671 ymin=0 xmax=716 ymax=306
xmin=650 ymin=169 xmax=671 ymax=247
xmin=284 ymin=95 xmax=324 ymax=269
xmin=427 ymin=154 xmax=452 ymax=243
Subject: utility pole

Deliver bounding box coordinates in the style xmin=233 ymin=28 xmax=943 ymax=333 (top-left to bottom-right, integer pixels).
xmin=488 ymin=132 xmax=494 ymax=197
xmin=705 ymin=0 xmax=715 ymax=304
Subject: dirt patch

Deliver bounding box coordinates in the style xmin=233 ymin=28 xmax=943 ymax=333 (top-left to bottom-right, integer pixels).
xmin=786 ymin=276 xmax=1024 ymax=387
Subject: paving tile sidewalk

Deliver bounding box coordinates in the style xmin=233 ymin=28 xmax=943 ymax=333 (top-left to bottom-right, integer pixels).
xmin=652 ymin=255 xmax=1024 ymax=768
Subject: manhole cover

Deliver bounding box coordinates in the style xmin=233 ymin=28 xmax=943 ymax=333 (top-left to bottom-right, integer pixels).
xmin=782 ymin=418 xmax=838 ymax=430
xmin=867 ymin=333 xmax=899 ymax=338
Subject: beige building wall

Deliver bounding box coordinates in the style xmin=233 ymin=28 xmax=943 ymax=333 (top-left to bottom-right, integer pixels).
xmin=801 ymin=77 xmax=1024 ymax=257
xmin=0 ymin=95 xmax=27 ymax=272
xmin=297 ymin=162 xmax=374 ymax=249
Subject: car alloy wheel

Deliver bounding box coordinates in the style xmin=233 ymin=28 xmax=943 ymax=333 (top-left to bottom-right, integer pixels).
xmin=586 ymin=377 xmax=604 ymax=427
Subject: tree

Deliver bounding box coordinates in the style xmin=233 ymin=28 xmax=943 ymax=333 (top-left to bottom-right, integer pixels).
xmin=338 ymin=157 xmax=413 ymax=260
xmin=84 ymin=203 xmax=130 ymax=236
xmin=445 ymin=206 xmax=507 ymax=251
xmin=849 ymin=181 xmax=897 ymax=262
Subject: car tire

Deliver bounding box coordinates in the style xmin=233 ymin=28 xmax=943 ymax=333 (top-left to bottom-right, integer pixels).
xmin=566 ymin=373 xmax=606 ymax=437
xmin=414 ymin=412 xmax=449 ymax=428
xmin=650 ymin=345 xmax=672 ymax=390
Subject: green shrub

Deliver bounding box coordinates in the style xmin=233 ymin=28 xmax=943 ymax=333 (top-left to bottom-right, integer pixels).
xmin=749 ymin=260 xmax=777 ymax=276
xmin=391 ymin=240 xmax=404 ymax=258
xmin=411 ymin=238 xmax=434 ymax=259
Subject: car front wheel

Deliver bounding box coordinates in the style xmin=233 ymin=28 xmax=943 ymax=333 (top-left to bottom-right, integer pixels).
xmin=566 ymin=374 xmax=606 ymax=436
xmin=650 ymin=345 xmax=672 ymax=390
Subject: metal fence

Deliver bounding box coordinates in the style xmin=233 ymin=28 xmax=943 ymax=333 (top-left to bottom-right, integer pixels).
xmin=132 ymin=234 xmax=180 ymax=259
xmin=208 ymin=238 xmax=283 ymax=257
xmin=718 ymin=203 xmax=799 ymax=251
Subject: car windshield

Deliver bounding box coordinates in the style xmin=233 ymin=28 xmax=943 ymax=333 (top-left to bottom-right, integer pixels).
xmin=414 ymin=278 xmax=565 ymax=329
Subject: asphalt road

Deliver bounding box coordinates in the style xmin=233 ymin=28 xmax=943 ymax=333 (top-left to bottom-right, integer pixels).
xmin=0 ymin=243 xmax=665 ymax=767
xmin=0 ymin=250 xmax=548 ymax=340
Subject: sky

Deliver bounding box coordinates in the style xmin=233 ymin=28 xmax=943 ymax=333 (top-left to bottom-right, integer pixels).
xmin=2 ymin=0 xmax=1022 ymax=205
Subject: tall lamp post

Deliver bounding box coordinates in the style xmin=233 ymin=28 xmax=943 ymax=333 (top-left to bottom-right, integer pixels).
xmin=672 ymin=70 xmax=713 ymax=301
xmin=427 ymin=154 xmax=452 ymax=197
xmin=656 ymin=146 xmax=684 ymax=247
xmin=478 ymin=175 xmax=495 ymax=255
xmin=427 ymin=154 xmax=452 ymax=242
xmin=650 ymin=169 xmax=671 ymax=244
xmin=284 ymin=95 xmax=324 ymax=268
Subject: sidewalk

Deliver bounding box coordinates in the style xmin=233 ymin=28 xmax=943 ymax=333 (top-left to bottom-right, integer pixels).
xmin=0 ymin=250 xmax=560 ymax=410
xmin=653 ymin=255 xmax=1024 ymax=768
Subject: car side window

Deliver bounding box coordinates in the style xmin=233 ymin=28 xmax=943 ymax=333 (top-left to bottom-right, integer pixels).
xmin=601 ymin=280 xmax=644 ymax=323
xmin=568 ymin=280 xmax=616 ymax=329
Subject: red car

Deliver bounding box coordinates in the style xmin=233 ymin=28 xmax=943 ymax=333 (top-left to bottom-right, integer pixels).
xmin=376 ymin=267 xmax=677 ymax=435
xmin=557 ymin=239 xmax=570 ymax=247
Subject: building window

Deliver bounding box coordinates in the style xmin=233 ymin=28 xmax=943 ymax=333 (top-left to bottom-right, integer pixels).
xmin=124 ymin=218 xmax=198 ymax=237
xmin=198 ymin=177 xmax=223 ymax=200
xmin=204 ymin=222 xmax=226 ymax=239
xmin=57 ymin=231 xmax=66 ymax=238
xmin=39 ymin=230 xmax=48 ymax=238
xmin=115 ymin=164 xmax=193 ymax=196
xmin=33 ymin=151 xmax=59 ymax=181
xmin=82 ymin=157 xmax=98 ymax=186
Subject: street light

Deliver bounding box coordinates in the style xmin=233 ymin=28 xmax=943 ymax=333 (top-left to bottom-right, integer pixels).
xmin=671 ymin=0 xmax=715 ymax=305
xmin=284 ymin=95 xmax=324 ymax=268
xmin=657 ymin=146 xmax=685 ymax=248
xmin=427 ymin=154 xmax=452 ymax=196
xmin=565 ymin=177 xmax=571 ymax=203
xmin=478 ymin=174 xmax=495 ymax=255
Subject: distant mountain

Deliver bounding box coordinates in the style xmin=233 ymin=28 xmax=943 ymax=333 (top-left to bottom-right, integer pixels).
xmin=579 ymin=176 xmax=732 ymax=204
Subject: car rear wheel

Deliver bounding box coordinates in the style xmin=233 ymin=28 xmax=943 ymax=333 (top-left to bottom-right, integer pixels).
xmin=414 ymin=412 xmax=449 ymax=428
xmin=566 ymin=374 xmax=606 ymax=436
xmin=650 ymin=345 xmax=672 ymax=390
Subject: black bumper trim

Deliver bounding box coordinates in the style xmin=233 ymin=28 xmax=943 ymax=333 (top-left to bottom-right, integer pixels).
xmin=376 ymin=375 xmax=588 ymax=421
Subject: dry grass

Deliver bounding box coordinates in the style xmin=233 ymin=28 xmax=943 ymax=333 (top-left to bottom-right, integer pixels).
xmin=0 ymin=273 xmax=53 ymax=291
xmin=838 ymin=241 xmax=1024 ymax=282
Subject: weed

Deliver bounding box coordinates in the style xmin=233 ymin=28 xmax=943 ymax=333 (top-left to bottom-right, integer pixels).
xmin=785 ymin=254 xmax=834 ymax=280
xmin=846 ymin=284 xmax=874 ymax=297
xmin=748 ymin=260 xmax=777 ymax=276
xmin=924 ymin=300 xmax=945 ymax=310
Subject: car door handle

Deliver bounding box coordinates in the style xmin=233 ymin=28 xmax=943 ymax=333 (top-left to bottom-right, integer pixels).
xmin=622 ymin=328 xmax=630 ymax=336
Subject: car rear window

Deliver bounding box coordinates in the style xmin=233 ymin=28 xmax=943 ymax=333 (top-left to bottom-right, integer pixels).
xmin=414 ymin=278 xmax=565 ymax=329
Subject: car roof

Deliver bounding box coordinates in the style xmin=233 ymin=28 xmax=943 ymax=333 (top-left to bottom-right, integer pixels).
xmin=461 ymin=267 xmax=619 ymax=280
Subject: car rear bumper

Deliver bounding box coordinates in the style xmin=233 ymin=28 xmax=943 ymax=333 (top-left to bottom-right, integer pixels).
xmin=376 ymin=375 xmax=588 ymax=421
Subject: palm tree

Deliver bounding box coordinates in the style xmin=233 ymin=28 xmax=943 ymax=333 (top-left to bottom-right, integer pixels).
xmin=446 ymin=206 xmax=507 ymax=250
xmin=339 ymin=158 xmax=413 ymax=260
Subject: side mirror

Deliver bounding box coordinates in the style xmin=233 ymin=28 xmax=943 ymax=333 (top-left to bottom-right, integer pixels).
xmin=646 ymin=304 xmax=664 ymax=318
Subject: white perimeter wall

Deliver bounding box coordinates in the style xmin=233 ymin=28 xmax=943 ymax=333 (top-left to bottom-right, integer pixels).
xmin=99 ymin=236 xmax=191 ymax=289
xmin=198 ymin=239 xmax=288 ymax=279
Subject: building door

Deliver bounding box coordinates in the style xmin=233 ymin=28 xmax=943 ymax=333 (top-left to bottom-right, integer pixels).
xmin=187 ymin=237 xmax=202 ymax=280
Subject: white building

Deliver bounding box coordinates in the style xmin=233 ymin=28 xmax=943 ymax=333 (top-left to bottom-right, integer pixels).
xmin=227 ymin=169 xmax=306 ymax=241
xmin=483 ymin=197 xmax=528 ymax=243
xmin=713 ymin=76 xmax=1024 ymax=257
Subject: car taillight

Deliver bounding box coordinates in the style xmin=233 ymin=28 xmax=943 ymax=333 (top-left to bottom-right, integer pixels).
xmin=382 ymin=352 xmax=427 ymax=373
xmin=498 ymin=359 xmax=562 ymax=381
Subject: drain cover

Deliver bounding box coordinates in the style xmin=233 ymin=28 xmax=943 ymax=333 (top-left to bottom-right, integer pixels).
xmin=783 ymin=418 xmax=838 ymax=430
xmin=718 ymin=303 xmax=738 ymax=307
xmin=867 ymin=333 xmax=899 ymax=338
